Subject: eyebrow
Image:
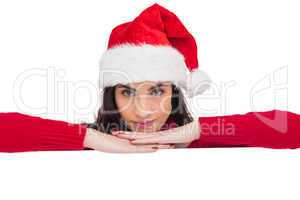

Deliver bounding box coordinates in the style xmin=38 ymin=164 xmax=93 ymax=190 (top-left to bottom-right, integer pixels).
xmin=117 ymin=82 xmax=169 ymax=90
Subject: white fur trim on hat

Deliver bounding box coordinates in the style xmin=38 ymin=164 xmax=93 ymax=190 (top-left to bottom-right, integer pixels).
xmin=98 ymin=43 xmax=211 ymax=97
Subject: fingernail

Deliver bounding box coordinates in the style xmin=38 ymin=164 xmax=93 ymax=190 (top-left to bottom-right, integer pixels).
xmin=112 ymin=131 xmax=120 ymax=135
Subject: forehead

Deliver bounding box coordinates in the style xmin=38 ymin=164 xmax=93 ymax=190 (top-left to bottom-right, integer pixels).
xmin=118 ymin=81 xmax=172 ymax=89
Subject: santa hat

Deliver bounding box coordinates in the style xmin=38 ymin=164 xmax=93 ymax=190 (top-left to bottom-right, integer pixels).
xmin=99 ymin=3 xmax=211 ymax=98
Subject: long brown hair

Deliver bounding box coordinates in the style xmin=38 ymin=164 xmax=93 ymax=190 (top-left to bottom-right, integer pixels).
xmin=83 ymin=83 xmax=193 ymax=134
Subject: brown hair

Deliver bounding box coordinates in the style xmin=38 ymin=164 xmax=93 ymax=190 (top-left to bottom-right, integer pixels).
xmin=82 ymin=83 xmax=193 ymax=134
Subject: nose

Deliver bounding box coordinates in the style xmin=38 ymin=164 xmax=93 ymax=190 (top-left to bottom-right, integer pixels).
xmin=133 ymin=95 xmax=154 ymax=119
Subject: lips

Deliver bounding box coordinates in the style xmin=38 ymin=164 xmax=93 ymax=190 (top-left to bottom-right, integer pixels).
xmin=135 ymin=120 xmax=155 ymax=127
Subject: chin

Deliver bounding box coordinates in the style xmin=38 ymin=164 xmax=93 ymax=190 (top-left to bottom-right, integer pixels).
xmin=133 ymin=125 xmax=160 ymax=133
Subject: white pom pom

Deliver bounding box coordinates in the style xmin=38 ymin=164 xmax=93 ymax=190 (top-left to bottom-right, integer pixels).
xmin=186 ymin=69 xmax=211 ymax=97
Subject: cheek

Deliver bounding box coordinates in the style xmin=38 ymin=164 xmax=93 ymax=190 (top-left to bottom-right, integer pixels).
xmin=154 ymin=95 xmax=172 ymax=118
xmin=115 ymin=93 xmax=133 ymax=118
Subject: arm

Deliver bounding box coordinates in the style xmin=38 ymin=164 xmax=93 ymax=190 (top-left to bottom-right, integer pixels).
xmin=107 ymin=109 xmax=300 ymax=149
xmin=0 ymin=112 xmax=170 ymax=153
xmin=187 ymin=112 xmax=251 ymax=148
xmin=0 ymin=112 xmax=87 ymax=152
xmin=188 ymin=109 xmax=300 ymax=149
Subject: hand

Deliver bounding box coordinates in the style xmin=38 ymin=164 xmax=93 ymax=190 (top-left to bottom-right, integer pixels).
xmin=83 ymin=128 xmax=174 ymax=153
xmin=112 ymin=119 xmax=201 ymax=148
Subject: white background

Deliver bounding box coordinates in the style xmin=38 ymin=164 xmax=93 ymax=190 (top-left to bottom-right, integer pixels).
xmin=0 ymin=0 xmax=300 ymax=199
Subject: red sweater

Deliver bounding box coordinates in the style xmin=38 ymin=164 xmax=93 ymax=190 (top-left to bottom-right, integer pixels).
xmin=1 ymin=109 xmax=300 ymax=152
xmin=189 ymin=109 xmax=300 ymax=149
xmin=0 ymin=112 xmax=87 ymax=152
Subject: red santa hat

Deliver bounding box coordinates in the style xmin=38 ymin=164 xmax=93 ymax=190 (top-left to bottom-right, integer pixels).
xmin=99 ymin=3 xmax=211 ymax=97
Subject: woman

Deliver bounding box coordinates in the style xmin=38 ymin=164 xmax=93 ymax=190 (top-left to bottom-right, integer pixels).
xmin=1 ymin=3 xmax=300 ymax=153
xmin=1 ymin=81 xmax=300 ymax=153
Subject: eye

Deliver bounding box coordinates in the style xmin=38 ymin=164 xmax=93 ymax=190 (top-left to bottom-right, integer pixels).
xmin=150 ymin=88 xmax=164 ymax=96
xmin=121 ymin=89 xmax=135 ymax=97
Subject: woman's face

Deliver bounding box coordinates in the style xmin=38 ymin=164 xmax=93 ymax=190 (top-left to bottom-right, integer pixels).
xmin=115 ymin=81 xmax=173 ymax=132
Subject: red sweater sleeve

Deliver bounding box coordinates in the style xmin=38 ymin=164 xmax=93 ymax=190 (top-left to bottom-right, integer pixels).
xmin=0 ymin=112 xmax=87 ymax=153
xmin=188 ymin=109 xmax=300 ymax=149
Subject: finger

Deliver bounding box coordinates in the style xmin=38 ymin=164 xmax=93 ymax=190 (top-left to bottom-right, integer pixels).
xmin=156 ymin=144 xmax=175 ymax=149
xmin=131 ymin=137 xmax=170 ymax=144
xmin=111 ymin=130 xmax=132 ymax=136
xmin=112 ymin=130 xmax=132 ymax=135
xmin=139 ymin=144 xmax=174 ymax=149
xmin=131 ymin=145 xmax=159 ymax=153
xmin=111 ymin=131 xmax=119 ymax=136
xmin=114 ymin=133 xmax=158 ymax=140
xmin=112 ymin=131 xmax=167 ymax=139
xmin=130 ymin=128 xmax=193 ymax=144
